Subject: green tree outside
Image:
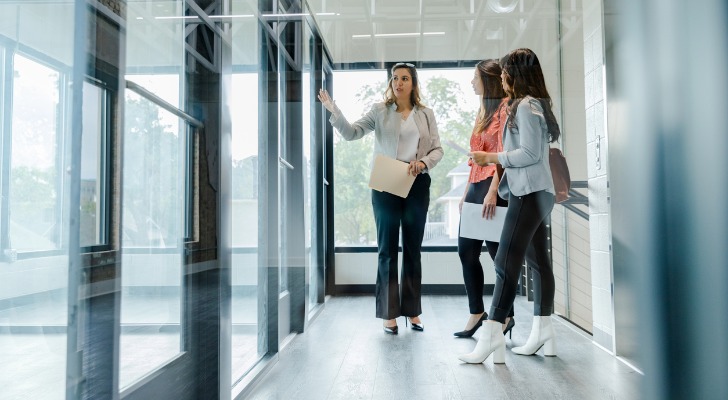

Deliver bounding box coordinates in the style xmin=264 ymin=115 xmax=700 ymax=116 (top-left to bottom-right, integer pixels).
xmin=333 ymin=73 xmax=475 ymax=245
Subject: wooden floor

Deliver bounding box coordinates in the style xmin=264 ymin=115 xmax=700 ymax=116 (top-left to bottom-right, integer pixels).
xmin=243 ymin=295 xmax=642 ymax=400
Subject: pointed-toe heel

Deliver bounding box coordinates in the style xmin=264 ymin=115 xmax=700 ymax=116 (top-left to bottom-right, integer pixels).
xmin=383 ymin=325 xmax=398 ymax=335
xmin=453 ymin=312 xmax=488 ymax=338
xmin=502 ymin=317 xmax=515 ymax=338
xmin=407 ymin=317 xmax=424 ymax=331
xmin=383 ymin=319 xmax=398 ymax=335
xmin=457 ymin=321 xmax=506 ymax=364
xmin=511 ymin=316 xmax=556 ymax=356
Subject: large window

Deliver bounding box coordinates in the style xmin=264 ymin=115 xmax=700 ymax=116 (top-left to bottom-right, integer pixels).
xmin=121 ymin=0 xmax=187 ymax=387
xmin=230 ymin=72 xmax=261 ymax=381
xmin=9 ymin=54 xmax=63 ymax=253
xmin=119 ymin=88 xmax=186 ymax=388
xmin=0 ymin=2 xmax=77 ymax=397
xmin=230 ymin=0 xmax=263 ymax=384
xmin=332 ymin=68 xmax=479 ymax=247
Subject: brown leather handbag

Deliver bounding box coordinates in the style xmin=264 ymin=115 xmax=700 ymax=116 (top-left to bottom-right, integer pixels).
xmin=549 ymin=148 xmax=571 ymax=203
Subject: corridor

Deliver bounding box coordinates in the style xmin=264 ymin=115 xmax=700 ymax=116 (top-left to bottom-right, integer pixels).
xmin=244 ymin=296 xmax=641 ymax=399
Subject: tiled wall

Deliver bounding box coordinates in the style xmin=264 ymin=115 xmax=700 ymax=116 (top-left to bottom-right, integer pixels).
xmin=552 ymin=205 xmax=593 ymax=333
xmin=583 ymin=0 xmax=614 ymax=351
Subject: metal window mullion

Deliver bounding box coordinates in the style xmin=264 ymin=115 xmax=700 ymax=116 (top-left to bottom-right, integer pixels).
xmin=0 ymin=48 xmax=12 ymax=257
xmin=97 ymin=87 xmax=111 ymax=246
xmin=126 ymin=80 xmax=203 ymax=129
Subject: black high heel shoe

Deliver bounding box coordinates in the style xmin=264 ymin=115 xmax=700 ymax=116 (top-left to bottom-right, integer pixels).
xmin=406 ymin=317 xmax=424 ymax=331
xmin=502 ymin=317 xmax=515 ymax=338
xmin=453 ymin=312 xmax=488 ymax=338
xmin=383 ymin=322 xmax=398 ymax=335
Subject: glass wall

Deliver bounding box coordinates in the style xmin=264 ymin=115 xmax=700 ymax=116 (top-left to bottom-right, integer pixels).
xmin=0 ymin=0 xmax=331 ymax=396
xmin=230 ymin=0 xmax=262 ymax=383
xmin=0 ymin=2 xmax=76 ymax=398
xmin=120 ymin=0 xmax=186 ymax=388
xmin=303 ymin=20 xmax=320 ymax=312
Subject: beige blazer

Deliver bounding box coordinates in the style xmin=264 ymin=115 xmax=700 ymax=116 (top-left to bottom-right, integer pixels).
xmin=330 ymin=102 xmax=444 ymax=172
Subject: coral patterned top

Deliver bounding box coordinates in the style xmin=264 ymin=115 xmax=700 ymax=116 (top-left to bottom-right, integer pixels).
xmin=468 ymin=99 xmax=508 ymax=183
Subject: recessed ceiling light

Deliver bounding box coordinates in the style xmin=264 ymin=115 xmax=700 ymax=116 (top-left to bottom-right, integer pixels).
xmin=352 ymin=32 xmax=445 ymax=39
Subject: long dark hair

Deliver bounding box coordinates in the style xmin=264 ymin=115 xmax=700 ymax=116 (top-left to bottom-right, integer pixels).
xmin=475 ymin=59 xmax=507 ymax=132
xmin=384 ymin=64 xmax=424 ymax=108
xmin=500 ymin=48 xmax=561 ymax=143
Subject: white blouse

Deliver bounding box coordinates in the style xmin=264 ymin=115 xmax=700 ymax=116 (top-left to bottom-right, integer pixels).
xmin=396 ymin=113 xmax=419 ymax=162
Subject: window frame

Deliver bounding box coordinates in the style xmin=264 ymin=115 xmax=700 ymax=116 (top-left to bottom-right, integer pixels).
xmin=330 ymin=60 xmax=483 ymax=253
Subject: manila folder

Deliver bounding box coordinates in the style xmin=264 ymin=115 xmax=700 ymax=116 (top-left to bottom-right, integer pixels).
xmin=368 ymin=155 xmax=416 ymax=198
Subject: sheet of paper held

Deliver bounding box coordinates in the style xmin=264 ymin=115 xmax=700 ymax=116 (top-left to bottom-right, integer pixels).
xmin=368 ymin=154 xmax=416 ymax=198
xmin=459 ymin=203 xmax=508 ymax=242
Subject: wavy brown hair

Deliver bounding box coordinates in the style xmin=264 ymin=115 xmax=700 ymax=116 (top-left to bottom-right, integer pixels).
xmin=384 ymin=64 xmax=424 ymax=108
xmin=475 ymin=59 xmax=507 ymax=132
xmin=500 ymin=48 xmax=561 ymax=143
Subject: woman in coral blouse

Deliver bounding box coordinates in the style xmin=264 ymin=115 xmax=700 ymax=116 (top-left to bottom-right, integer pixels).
xmin=453 ymin=59 xmax=514 ymax=339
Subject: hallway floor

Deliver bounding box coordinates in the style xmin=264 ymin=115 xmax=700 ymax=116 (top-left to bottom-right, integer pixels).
xmin=244 ymin=295 xmax=642 ymax=400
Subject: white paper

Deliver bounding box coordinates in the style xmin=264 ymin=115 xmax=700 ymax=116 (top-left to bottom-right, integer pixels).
xmin=368 ymin=155 xmax=416 ymax=198
xmin=459 ymin=203 xmax=508 ymax=242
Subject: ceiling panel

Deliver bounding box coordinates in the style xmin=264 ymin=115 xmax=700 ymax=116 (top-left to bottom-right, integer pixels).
xmin=308 ymin=0 xmax=568 ymax=64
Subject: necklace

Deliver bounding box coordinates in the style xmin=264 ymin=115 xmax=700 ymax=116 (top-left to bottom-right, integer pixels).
xmin=399 ymin=109 xmax=412 ymax=120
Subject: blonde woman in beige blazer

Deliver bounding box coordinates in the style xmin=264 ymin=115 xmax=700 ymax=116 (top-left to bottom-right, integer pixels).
xmin=318 ymin=62 xmax=443 ymax=334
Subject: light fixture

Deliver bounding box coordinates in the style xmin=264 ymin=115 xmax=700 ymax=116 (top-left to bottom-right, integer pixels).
xmin=260 ymin=13 xmax=308 ymax=17
xmin=153 ymin=14 xmax=254 ymax=20
xmin=209 ymin=14 xmax=254 ymax=19
xmin=154 ymin=15 xmax=200 ymax=20
xmin=487 ymin=0 xmax=519 ymax=14
xmin=352 ymin=32 xmax=445 ymax=39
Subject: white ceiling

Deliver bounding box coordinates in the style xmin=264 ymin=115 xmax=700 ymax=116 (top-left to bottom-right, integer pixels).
xmin=306 ymin=0 xmax=578 ymax=65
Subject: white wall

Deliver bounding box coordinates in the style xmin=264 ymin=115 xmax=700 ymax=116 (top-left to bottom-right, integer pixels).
xmin=0 ymin=256 xmax=68 ymax=300
xmin=334 ymin=251 xmax=495 ymax=285
xmin=583 ymin=0 xmax=615 ymax=351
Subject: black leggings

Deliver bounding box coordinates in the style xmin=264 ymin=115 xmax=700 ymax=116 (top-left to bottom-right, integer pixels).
xmin=489 ymin=190 xmax=555 ymax=323
xmin=457 ymin=178 xmax=512 ymax=316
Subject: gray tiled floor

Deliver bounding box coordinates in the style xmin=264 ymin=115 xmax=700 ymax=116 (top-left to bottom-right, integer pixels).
xmin=244 ymin=295 xmax=643 ymax=400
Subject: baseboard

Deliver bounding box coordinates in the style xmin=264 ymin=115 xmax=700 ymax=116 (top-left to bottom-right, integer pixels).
xmin=334 ymin=284 xmax=494 ymax=295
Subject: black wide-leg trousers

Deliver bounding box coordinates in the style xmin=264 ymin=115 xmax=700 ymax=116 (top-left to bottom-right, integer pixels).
xmin=372 ymin=173 xmax=430 ymax=319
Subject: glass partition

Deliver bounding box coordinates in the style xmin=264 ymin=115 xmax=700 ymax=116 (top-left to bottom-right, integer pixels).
xmin=230 ymin=0 xmax=262 ymax=383
xmin=303 ymin=21 xmax=317 ymax=311
xmin=9 ymin=54 xmax=63 ymax=253
xmin=120 ymin=0 xmax=186 ymax=388
xmin=0 ymin=2 xmax=76 ymax=398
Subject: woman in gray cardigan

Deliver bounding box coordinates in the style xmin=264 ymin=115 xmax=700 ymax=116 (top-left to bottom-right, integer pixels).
xmin=459 ymin=48 xmax=561 ymax=363
xmin=318 ymin=63 xmax=443 ymax=334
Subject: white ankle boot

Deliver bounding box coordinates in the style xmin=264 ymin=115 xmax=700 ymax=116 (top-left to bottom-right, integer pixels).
xmin=457 ymin=321 xmax=506 ymax=364
xmin=511 ymin=315 xmax=556 ymax=356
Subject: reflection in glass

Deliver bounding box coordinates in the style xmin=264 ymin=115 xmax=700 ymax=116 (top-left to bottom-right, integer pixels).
xmin=80 ymin=82 xmax=108 ymax=248
xmin=121 ymin=0 xmax=186 ymax=387
xmin=120 ymin=90 xmax=184 ymax=388
xmin=10 ymin=54 xmax=61 ymax=252
xmin=1 ymin=50 xmax=69 ymax=400
xmin=303 ymin=22 xmax=315 ymax=310
xmin=231 ymin=73 xmax=261 ymax=380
